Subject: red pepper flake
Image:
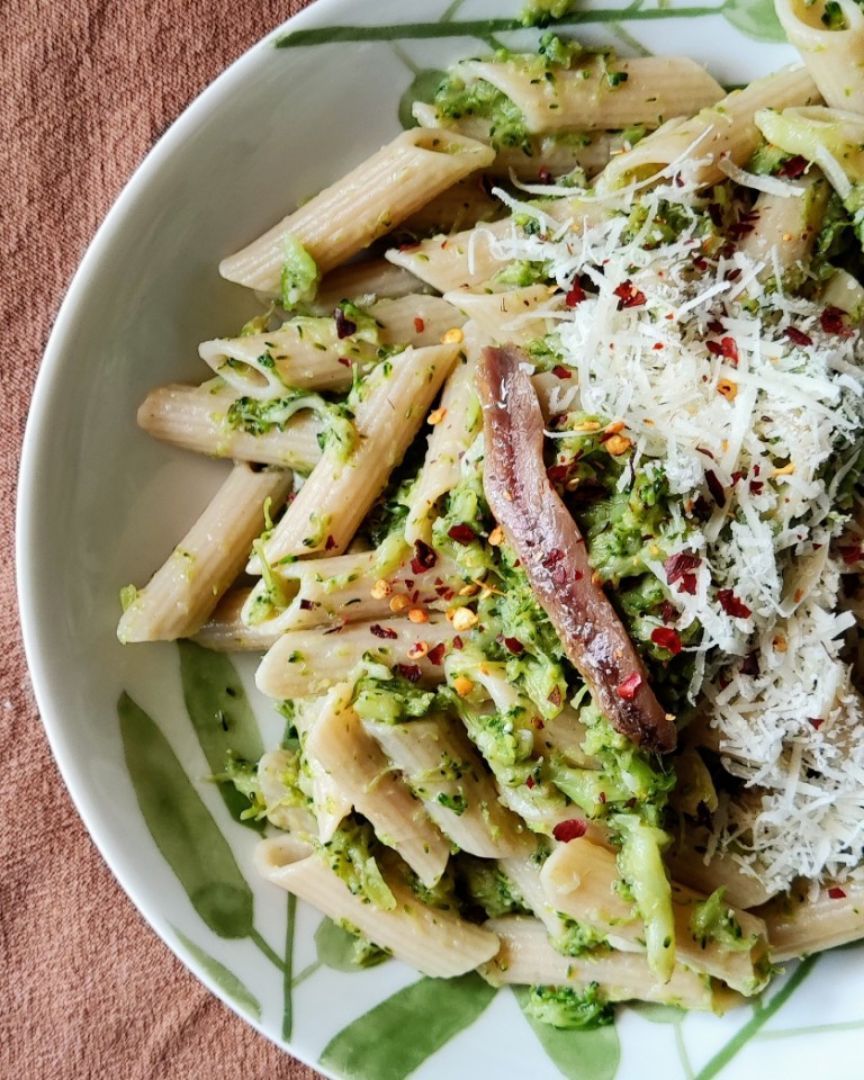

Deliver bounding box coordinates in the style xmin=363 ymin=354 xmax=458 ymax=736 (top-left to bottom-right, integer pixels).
xmin=427 ymin=643 xmax=446 ymax=665
xmin=778 ymin=154 xmax=808 ymax=179
xmin=708 ymin=319 xmax=725 ymax=334
xmin=573 ymin=569 xmax=584 ymax=582
xmin=410 ymin=539 xmax=437 ymax=574
xmin=749 ymin=479 xmax=764 ymax=495
xmin=840 ymin=545 xmax=864 ymax=565
xmin=614 ymin=280 xmax=647 ymax=309
xmin=370 ymin=623 xmax=398 ymax=639
xmin=740 ymin=653 xmax=759 ymax=676
xmin=717 ymin=589 xmax=752 ymax=619
xmin=298 ymin=598 xmax=315 ymax=611
xmin=820 ymin=306 xmax=853 ymax=338
xmin=565 ymin=280 xmax=586 ymax=307
xmin=325 ymin=534 xmax=336 ymax=551
xmin=395 ymin=663 xmax=423 ymax=683
xmin=785 ymin=326 xmax=812 ymax=347
xmin=337 ymin=356 xmax=352 ymax=367
xmin=678 ymin=573 xmax=698 ymax=595
xmin=413 ymin=316 xmax=425 ymax=334
xmin=660 ymin=600 xmax=678 ymax=624
xmin=551 ymin=364 xmax=572 ymax=380
xmin=502 ymin=636 xmax=524 ymax=655
xmin=616 ymin=672 xmax=643 ymax=700
xmin=452 ymin=635 xmax=464 ymax=650
xmin=706 ymin=340 xmax=723 ymax=357
xmin=653 ymin=342 xmax=664 ymax=350
xmin=720 ymin=337 xmax=739 ymax=365
xmin=542 ymin=548 xmax=565 ymax=569
xmin=334 ymin=308 xmax=357 ymax=339
xmin=724 ymin=268 xmax=742 ymax=282
xmin=538 ymin=166 xmax=553 ymax=184
xmin=547 ymin=686 xmax=562 ymax=708
xmin=447 ymin=523 xmax=476 ymax=545
xmin=674 ymin=172 xmax=685 ymax=188
xmin=526 ymin=775 xmax=536 ymax=789
xmin=809 ymin=717 xmax=824 ymax=730
xmin=651 ymin=627 xmax=682 ymax=655
xmin=553 ymin=818 xmax=588 ymax=843
xmin=828 ymin=886 xmax=847 ymax=900
xmin=546 ymin=463 xmax=570 ymax=484
xmin=705 ymin=469 xmax=726 ymax=508
xmin=693 ymin=256 xmax=709 ymax=272
xmin=664 ymin=552 xmax=702 ymax=585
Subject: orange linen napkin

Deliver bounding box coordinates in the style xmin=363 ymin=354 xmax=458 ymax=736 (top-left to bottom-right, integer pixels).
xmin=2 ymin=3 xmax=320 ymax=1076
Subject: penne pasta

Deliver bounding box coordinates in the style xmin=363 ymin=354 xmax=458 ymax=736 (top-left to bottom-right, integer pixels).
xmin=404 ymin=341 xmax=482 ymax=546
xmin=598 ymin=65 xmax=820 ymax=191
xmin=541 ymin=838 xmax=770 ymax=995
xmin=117 ymin=464 xmax=293 ymax=643
xmin=256 ymin=834 xmax=499 ymax=978
xmin=400 ymin=174 xmax=503 ymax=235
xmin=737 ymin=170 xmax=830 ymax=281
xmin=456 ymin=56 xmax=723 ymax=134
xmin=293 ymin=690 xmax=353 ymax=843
xmin=311 ymin=259 xmax=431 ymax=313
xmin=199 ymin=295 xmax=465 ymax=400
xmin=249 ymin=342 xmax=460 ymax=565
xmin=219 ymin=128 xmax=496 ymax=294
xmin=667 ymin=825 xmax=776 ymax=910
xmin=194 ymin=589 xmax=281 ymax=652
xmin=241 ymin=546 xmax=465 ymax=635
xmin=481 ymin=916 xmax=730 ymax=1010
xmin=412 ymin=102 xmax=616 ymax=179
xmin=365 ymin=713 xmax=526 ymax=858
xmin=444 ymin=284 xmax=563 ymax=346
xmin=386 ymin=218 xmax=514 ymax=293
xmin=760 ymin=880 xmax=864 ymax=960
xmin=304 ymin=685 xmax=451 ymax=886
xmin=254 ymin=614 xmax=460 ymax=699
xmin=776 ymin=0 xmax=864 ymax=113
xmin=137 ymin=381 xmax=322 ymax=471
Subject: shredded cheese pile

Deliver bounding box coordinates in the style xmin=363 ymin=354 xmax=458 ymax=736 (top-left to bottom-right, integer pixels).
xmin=489 ymin=163 xmax=864 ymax=893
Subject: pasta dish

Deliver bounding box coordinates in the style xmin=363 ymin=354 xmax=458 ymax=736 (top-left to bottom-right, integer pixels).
xmin=117 ymin=1 xmax=864 ymax=1030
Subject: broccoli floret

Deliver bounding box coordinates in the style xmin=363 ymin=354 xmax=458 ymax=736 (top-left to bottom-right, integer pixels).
xmin=321 ymin=820 xmax=396 ymax=911
xmin=690 ymin=887 xmax=752 ymax=951
xmin=460 ymin=857 xmax=529 ymax=918
xmin=526 ymin=983 xmax=614 ymax=1029
xmin=280 ymin=234 xmax=320 ymax=309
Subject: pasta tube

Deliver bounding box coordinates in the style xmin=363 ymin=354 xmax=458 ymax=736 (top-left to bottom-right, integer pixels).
xmin=249 ymin=342 xmax=460 ymax=565
xmin=137 ymin=382 xmax=322 ymax=471
xmin=365 ymin=713 xmax=526 ymax=858
xmin=256 ymin=834 xmax=499 ymax=978
xmin=456 ymin=56 xmax=723 ymax=134
xmin=304 ymin=688 xmax=450 ymax=886
xmin=117 ymin=464 xmax=292 ymax=643
xmin=541 ymin=838 xmax=770 ymax=994
xmin=481 ymin=916 xmax=728 ymax=1010
xmin=776 ymin=0 xmax=864 ymax=113
xmin=760 ymin=880 xmax=864 ymax=960
xmin=220 ymin=128 xmax=496 ymax=294
xmin=598 ymin=65 xmax=819 ymax=191
xmin=255 ymin=614 xmax=459 ymax=699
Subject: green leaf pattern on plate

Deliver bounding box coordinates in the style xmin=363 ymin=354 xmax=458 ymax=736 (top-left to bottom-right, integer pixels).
xmin=173 ymin=927 xmax=262 ymax=1019
xmin=320 ymin=973 xmax=498 ymax=1080
xmin=177 ymin=640 xmax=265 ymax=831
xmin=119 ymin=691 xmax=254 ymax=938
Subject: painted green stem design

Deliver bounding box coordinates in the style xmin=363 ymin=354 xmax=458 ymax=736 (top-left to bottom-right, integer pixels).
xmin=277 ymin=9 xmax=722 ymax=46
xmin=319 ymin=973 xmax=497 ymax=1079
xmin=177 ymin=640 xmax=264 ymax=831
xmin=693 ymin=956 xmax=818 ymax=1080
xmin=513 ymin=987 xmax=620 ymax=1080
xmin=174 ymin=927 xmax=261 ymax=1020
xmin=283 ymin=894 xmax=297 ymax=1042
xmin=119 ymin=692 xmax=254 ymax=938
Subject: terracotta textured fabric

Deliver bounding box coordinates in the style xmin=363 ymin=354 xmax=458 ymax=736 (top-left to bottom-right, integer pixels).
xmin=1 ymin=3 xmax=320 ymax=1076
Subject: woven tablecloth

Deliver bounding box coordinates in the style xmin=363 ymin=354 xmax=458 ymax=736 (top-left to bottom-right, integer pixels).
xmin=1 ymin=3 xmax=320 ymax=1075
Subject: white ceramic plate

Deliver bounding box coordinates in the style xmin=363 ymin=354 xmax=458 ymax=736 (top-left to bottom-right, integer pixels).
xmin=18 ymin=1 xmax=864 ymax=1077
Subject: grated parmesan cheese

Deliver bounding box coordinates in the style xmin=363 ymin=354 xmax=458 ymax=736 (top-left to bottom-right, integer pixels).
xmin=492 ymin=167 xmax=864 ymax=894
